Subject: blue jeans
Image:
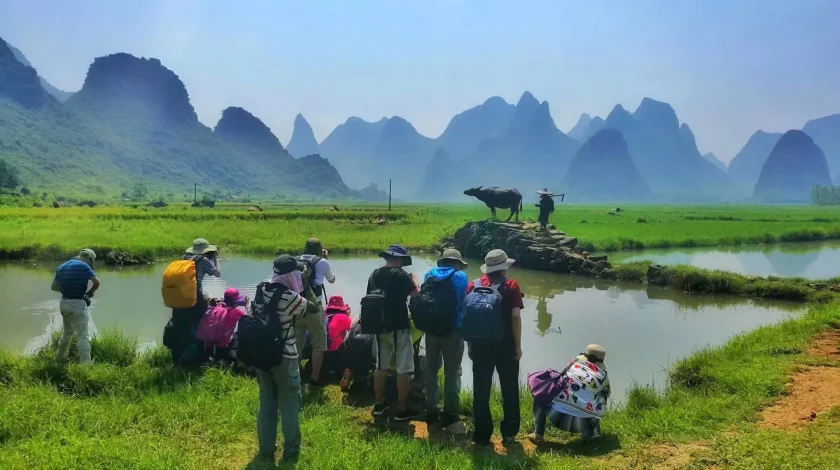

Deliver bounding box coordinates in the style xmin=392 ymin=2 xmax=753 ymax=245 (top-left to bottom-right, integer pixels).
xmin=256 ymin=359 xmax=302 ymax=458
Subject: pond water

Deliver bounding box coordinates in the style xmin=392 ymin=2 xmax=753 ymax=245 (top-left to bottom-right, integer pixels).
xmin=0 ymin=256 xmax=804 ymax=399
xmin=609 ymin=241 xmax=840 ymax=280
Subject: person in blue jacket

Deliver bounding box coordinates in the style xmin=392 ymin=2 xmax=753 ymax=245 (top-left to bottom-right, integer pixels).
xmin=422 ymin=248 xmax=469 ymax=433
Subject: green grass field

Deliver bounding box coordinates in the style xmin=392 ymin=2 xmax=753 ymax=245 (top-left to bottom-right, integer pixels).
xmin=1 ymin=301 xmax=838 ymax=469
xmin=1 ymin=203 xmax=840 ymax=260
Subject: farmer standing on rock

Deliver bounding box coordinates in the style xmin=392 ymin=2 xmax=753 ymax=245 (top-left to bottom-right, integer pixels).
xmin=535 ymin=189 xmax=555 ymax=230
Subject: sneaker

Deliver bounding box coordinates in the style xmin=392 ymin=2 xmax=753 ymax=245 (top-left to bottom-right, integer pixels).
xmin=339 ymin=369 xmax=352 ymax=392
xmin=393 ymin=407 xmax=420 ymax=422
xmin=527 ymin=433 xmax=545 ymax=445
xmin=371 ymin=402 xmax=389 ymax=417
xmin=424 ymin=409 xmax=440 ymax=424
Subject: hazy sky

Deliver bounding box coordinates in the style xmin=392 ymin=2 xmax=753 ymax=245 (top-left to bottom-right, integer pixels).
xmin=2 ymin=0 xmax=839 ymax=160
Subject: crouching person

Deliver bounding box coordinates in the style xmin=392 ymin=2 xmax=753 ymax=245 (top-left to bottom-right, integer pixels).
xmin=233 ymin=255 xmax=308 ymax=464
xmin=529 ymin=344 xmax=610 ymax=444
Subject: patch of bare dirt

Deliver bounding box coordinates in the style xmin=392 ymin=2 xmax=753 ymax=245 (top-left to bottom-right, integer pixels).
xmin=807 ymin=330 xmax=840 ymax=361
xmin=760 ymin=366 xmax=840 ymax=429
xmin=601 ymin=442 xmax=714 ymax=470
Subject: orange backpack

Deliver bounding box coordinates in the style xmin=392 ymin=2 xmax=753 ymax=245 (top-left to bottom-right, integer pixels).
xmin=161 ymin=255 xmax=204 ymax=309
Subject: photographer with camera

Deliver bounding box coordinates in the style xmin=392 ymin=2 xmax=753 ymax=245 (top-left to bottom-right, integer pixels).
xmin=51 ymin=248 xmax=100 ymax=364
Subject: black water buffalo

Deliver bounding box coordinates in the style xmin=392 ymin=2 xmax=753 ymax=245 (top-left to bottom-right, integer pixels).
xmin=464 ymin=186 xmax=523 ymax=221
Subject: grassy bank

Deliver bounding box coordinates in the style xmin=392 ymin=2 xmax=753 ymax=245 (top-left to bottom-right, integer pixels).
xmin=2 ymin=299 xmax=839 ymax=469
xmin=610 ymin=261 xmax=838 ymax=303
xmin=1 ymin=204 xmax=840 ymax=260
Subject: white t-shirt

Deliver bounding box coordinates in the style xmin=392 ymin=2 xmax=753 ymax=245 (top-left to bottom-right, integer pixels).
xmin=301 ymin=255 xmax=335 ymax=299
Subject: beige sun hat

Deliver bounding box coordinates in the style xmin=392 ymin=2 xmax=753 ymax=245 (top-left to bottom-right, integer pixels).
xmin=438 ymin=248 xmax=468 ymax=268
xmin=78 ymin=248 xmax=97 ymax=268
xmin=480 ymin=249 xmax=515 ymax=274
xmin=186 ymin=238 xmax=218 ymax=255
xmin=585 ymin=344 xmax=606 ymax=362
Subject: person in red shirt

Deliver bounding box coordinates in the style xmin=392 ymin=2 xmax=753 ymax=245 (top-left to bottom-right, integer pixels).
xmin=466 ymin=249 xmax=524 ymax=446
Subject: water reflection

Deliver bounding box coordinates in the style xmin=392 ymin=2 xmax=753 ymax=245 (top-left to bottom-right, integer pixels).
xmin=610 ymin=240 xmax=840 ymax=279
xmin=0 ymin=256 xmax=804 ymax=399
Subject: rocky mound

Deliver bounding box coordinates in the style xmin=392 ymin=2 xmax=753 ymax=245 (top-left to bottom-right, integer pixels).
xmin=561 ymin=128 xmax=651 ymax=201
xmin=286 ymin=113 xmax=320 ymax=158
xmin=214 ymin=106 xmax=287 ymax=156
xmin=753 ymin=130 xmax=832 ymax=202
xmin=445 ymin=221 xmax=612 ymax=277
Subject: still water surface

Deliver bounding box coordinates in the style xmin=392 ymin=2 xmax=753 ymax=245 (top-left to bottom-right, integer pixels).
xmin=609 ymin=240 xmax=840 ymax=279
xmin=0 ymin=256 xmax=803 ymax=399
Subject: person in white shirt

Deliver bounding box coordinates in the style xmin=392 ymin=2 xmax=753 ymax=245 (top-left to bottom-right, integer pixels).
xmin=296 ymin=238 xmax=336 ymax=386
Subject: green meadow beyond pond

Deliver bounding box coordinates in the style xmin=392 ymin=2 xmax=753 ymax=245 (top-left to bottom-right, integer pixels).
xmin=1 ymin=256 xmax=804 ymax=400
xmin=2 ymin=203 xmax=840 ymax=258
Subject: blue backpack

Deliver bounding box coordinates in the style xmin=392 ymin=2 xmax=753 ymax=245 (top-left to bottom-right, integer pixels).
xmin=461 ymin=278 xmax=506 ymax=343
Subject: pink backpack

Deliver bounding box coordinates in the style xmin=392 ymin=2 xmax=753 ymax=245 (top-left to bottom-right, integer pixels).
xmin=196 ymin=304 xmax=245 ymax=348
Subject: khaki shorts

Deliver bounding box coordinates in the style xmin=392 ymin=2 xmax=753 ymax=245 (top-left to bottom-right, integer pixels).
xmin=373 ymin=329 xmax=414 ymax=374
xmin=295 ymin=307 xmax=327 ymax=353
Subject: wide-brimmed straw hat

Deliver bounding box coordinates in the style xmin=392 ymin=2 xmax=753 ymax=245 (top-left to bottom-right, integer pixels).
xmin=481 ymin=249 xmax=515 ymax=274
xmin=186 ymin=238 xmax=218 ymax=255
xmin=536 ymin=188 xmax=554 ymax=196
xmin=438 ymin=248 xmax=468 ymax=268
xmin=585 ymin=344 xmax=607 ymax=362
xmin=379 ymin=244 xmax=412 ymax=266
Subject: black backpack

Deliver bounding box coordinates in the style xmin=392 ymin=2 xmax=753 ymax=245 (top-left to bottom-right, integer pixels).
xmin=232 ymin=281 xmax=287 ymax=371
xmin=360 ymin=268 xmax=387 ymax=334
xmin=410 ymin=271 xmax=457 ymax=337
xmin=297 ymin=254 xmax=323 ymax=298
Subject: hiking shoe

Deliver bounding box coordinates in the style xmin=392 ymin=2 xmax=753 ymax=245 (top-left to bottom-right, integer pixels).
xmin=339 ymin=369 xmax=352 ymax=392
xmin=438 ymin=413 xmax=459 ymax=428
xmin=393 ymin=407 xmax=420 ymax=422
xmin=528 ymin=433 xmax=545 ymax=445
xmin=308 ymin=378 xmax=326 ymax=387
xmin=424 ymin=409 xmax=440 ymax=424
xmin=371 ymin=402 xmax=389 ymax=418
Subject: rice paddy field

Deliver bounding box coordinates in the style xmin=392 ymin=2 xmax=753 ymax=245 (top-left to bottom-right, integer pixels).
xmin=1 ymin=203 xmax=840 ymax=259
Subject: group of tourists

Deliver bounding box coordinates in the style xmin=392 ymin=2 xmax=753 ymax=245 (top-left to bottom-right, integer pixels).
xmin=51 ymin=236 xmax=610 ymax=464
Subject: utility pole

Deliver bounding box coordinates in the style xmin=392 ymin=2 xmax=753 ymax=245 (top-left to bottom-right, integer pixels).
xmin=194 ymin=182 xmax=197 ymax=204
xmin=388 ymin=179 xmax=392 ymax=211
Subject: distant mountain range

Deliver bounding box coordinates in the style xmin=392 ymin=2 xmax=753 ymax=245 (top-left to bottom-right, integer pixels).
xmin=0 ymin=37 xmax=361 ymax=199
xmin=3 ymin=36 xmax=839 ymax=203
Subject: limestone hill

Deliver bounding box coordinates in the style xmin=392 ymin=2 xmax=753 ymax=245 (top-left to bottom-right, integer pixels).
xmin=753 ymin=130 xmax=833 ymax=203
xmin=561 ymin=128 xmax=651 ymax=201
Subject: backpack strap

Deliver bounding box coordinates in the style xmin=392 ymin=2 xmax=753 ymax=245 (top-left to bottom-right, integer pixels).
xmin=472 ymin=279 xmax=482 ymax=289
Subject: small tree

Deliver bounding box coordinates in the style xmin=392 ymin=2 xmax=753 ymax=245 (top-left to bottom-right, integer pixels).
xmin=132 ymin=182 xmax=149 ymax=201
xmin=20 ymin=186 xmax=31 ymax=196
xmin=0 ymin=159 xmax=21 ymax=190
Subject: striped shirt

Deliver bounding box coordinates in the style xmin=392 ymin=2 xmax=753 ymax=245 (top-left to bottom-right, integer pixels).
xmin=54 ymin=259 xmax=95 ymax=297
xmin=184 ymin=255 xmax=219 ymax=294
xmin=257 ymin=283 xmax=308 ymax=359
